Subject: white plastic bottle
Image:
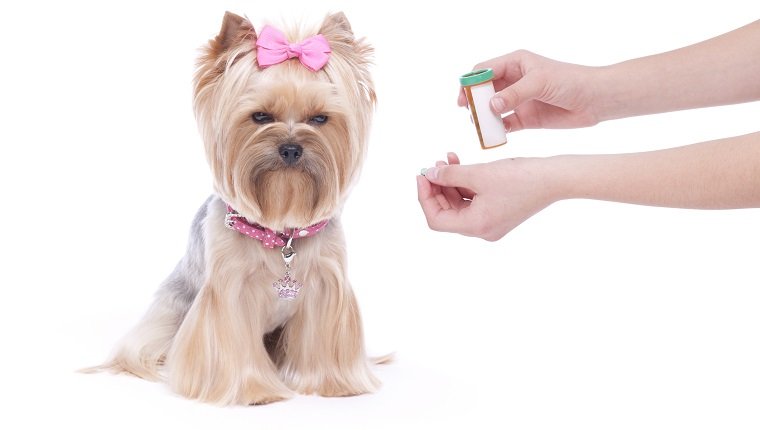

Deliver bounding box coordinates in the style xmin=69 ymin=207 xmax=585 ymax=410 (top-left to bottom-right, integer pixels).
xmin=460 ymin=68 xmax=507 ymax=149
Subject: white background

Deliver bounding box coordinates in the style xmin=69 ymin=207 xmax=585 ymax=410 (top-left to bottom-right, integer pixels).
xmin=1 ymin=1 xmax=759 ymax=429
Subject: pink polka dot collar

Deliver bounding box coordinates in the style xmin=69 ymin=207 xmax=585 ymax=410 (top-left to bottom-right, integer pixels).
xmin=224 ymin=204 xmax=329 ymax=249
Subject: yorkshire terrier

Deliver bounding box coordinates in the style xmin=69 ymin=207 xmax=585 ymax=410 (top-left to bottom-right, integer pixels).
xmin=89 ymin=11 xmax=380 ymax=405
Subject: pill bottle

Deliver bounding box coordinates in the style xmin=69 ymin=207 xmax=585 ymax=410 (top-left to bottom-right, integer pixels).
xmin=460 ymin=68 xmax=507 ymax=149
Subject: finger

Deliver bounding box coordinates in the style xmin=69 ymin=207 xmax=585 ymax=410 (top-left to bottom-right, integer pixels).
xmin=417 ymin=167 xmax=448 ymax=209
xmin=444 ymin=152 xmax=475 ymax=201
xmin=490 ymin=78 xmax=509 ymax=92
xmin=490 ymin=71 xmax=547 ymax=115
xmin=502 ymin=112 xmax=525 ymax=133
xmin=417 ymin=176 xmax=470 ymax=234
xmin=457 ymin=88 xmax=467 ymax=107
xmin=432 ymin=160 xmax=455 ymax=209
xmin=423 ymin=164 xmax=477 ymax=190
xmin=464 ymin=51 xmax=533 ymax=107
xmin=458 ymin=186 xmax=476 ymax=200
xmin=428 ymin=161 xmax=450 ymax=203
xmin=440 ymin=182 xmax=468 ymax=210
xmin=421 ymin=156 xmax=474 ymax=199
xmin=416 ymin=175 xmax=440 ymax=211
xmin=417 ymin=175 xmax=454 ymax=227
xmin=446 ymin=152 xmax=460 ymax=165
xmin=473 ymin=50 xmax=536 ymax=87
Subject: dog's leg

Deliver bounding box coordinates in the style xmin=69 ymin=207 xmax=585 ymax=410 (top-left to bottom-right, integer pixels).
xmin=167 ymin=272 xmax=293 ymax=405
xmin=277 ymin=244 xmax=380 ymax=397
xmin=166 ymin=209 xmax=292 ymax=405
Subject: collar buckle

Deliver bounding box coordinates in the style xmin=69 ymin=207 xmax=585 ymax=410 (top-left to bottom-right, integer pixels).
xmin=224 ymin=211 xmax=244 ymax=229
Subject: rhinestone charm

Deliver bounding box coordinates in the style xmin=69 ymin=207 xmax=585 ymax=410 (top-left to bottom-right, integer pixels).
xmin=273 ymin=264 xmax=302 ymax=300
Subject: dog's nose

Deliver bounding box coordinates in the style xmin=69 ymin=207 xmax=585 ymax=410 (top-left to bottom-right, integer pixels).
xmin=278 ymin=143 xmax=303 ymax=165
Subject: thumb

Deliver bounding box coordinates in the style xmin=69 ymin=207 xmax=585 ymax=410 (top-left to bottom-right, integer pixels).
xmin=490 ymin=72 xmax=545 ymax=115
xmin=423 ymin=164 xmax=475 ymax=189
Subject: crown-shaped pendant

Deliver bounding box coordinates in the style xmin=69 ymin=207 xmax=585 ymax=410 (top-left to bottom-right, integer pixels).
xmin=273 ymin=265 xmax=302 ymax=300
xmin=272 ymin=235 xmax=302 ymax=300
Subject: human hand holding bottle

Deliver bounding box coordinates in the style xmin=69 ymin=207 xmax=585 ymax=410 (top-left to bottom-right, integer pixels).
xmin=420 ymin=21 xmax=760 ymax=241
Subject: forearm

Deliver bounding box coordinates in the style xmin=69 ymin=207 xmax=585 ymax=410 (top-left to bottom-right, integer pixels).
xmin=594 ymin=20 xmax=760 ymax=121
xmin=553 ymin=132 xmax=760 ymax=209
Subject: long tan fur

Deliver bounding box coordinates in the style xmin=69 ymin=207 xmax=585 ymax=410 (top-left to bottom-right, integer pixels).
xmin=87 ymin=11 xmax=380 ymax=405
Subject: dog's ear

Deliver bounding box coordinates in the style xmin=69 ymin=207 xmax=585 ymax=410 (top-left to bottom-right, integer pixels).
xmin=208 ymin=11 xmax=256 ymax=57
xmin=195 ymin=12 xmax=257 ymax=116
xmin=319 ymin=12 xmax=354 ymax=45
xmin=318 ymin=12 xmax=376 ymax=139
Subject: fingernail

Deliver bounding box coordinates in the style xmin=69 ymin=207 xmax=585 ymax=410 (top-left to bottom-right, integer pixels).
xmin=420 ymin=168 xmax=428 ymax=176
xmin=491 ymin=97 xmax=506 ymax=113
xmin=424 ymin=167 xmax=438 ymax=180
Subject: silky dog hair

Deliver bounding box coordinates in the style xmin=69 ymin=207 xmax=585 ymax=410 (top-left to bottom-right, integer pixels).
xmin=88 ymin=11 xmax=380 ymax=405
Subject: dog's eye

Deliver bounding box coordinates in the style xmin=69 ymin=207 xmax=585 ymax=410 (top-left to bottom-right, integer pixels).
xmin=308 ymin=115 xmax=329 ymax=126
xmin=252 ymin=112 xmax=275 ymax=124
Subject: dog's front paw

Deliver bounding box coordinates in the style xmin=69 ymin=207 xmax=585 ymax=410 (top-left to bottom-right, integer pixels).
xmin=169 ymin=366 xmax=294 ymax=405
xmin=315 ymin=375 xmax=380 ymax=398
xmin=238 ymin=374 xmax=295 ymax=405
xmin=241 ymin=384 xmax=294 ymax=405
xmin=286 ymin=364 xmax=380 ymax=398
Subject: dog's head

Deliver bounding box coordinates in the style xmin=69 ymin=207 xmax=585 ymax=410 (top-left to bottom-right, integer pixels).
xmin=194 ymin=12 xmax=374 ymax=230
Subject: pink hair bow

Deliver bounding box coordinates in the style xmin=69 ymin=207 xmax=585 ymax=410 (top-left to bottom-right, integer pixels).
xmin=255 ymin=25 xmax=331 ymax=72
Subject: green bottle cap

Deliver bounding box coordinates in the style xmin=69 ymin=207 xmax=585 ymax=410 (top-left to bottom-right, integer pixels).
xmin=459 ymin=68 xmax=494 ymax=86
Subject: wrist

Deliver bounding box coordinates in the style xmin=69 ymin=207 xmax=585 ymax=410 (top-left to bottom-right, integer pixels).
xmin=530 ymin=155 xmax=578 ymax=204
xmin=590 ymin=64 xmax=639 ymax=122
